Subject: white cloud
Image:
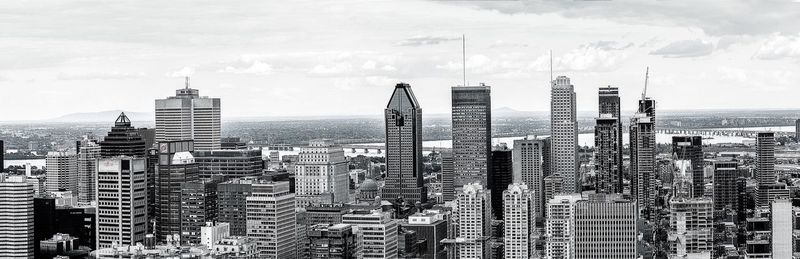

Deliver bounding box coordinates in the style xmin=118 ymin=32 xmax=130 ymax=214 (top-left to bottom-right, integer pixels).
xmin=397 ymin=35 xmax=460 ymax=46
xmin=58 ymin=71 xmax=146 ymax=80
xmin=753 ymin=33 xmax=800 ymax=60
xmin=650 ymin=39 xmax=714 ymax=58
xmin=310 ymin=62 xmax=354 ymax=75
xmin=529 ymin=41 xmax=630 ymax=72
xmin=219 ymin=60 xmax=273 ymax=75
xmin=168 ymin=66 xmax=195 ymax=77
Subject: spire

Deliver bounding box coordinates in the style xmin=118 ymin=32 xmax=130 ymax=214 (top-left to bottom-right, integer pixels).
xmin=114 ymin=112 xmax=131 ymax=127
xmin=185 ymin=76 xmax=190 ymax=89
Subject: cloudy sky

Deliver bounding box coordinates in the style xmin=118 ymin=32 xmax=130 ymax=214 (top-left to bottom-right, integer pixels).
xmin=1 ymin=0 xmax=799 ymax=121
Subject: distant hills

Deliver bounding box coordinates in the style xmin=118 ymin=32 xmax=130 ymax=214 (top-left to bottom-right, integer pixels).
xmin=50 ymin=110 xmax=153 ymax=123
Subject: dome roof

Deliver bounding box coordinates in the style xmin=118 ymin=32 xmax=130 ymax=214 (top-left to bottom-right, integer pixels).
xmin=360 ymin=179 xmax=378 ymax=192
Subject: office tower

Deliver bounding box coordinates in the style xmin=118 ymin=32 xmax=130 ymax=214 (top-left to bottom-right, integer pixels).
xmin=550 ymin=76 xmax=578 ymax=193
xmin=342 ymin=210 xmax=399 ymax=259
xmin=513 ymin=138 xmax=545 ymax=219
xmin=384 ymin=83 xmax=427 ymax=204
xmin=451 ymin=84 xmax=492 ymax=190
xmin=545 ymin=194 xmax=581 ymax=259
xmin=771 ymin=199 xmax=792 ymax=258
xmin=630 ymin=112 xmax=655 ymax=219
xmin=155 ymin=140 xmax=199 ymax=241
xmin=796 ymin=119 xmax=800 ymax=142
xmin=595 ymin=86 xmax=623 ymax=194
xmin=221 ymin=137 xmax=247 ymax=150
xmin=136 ymin=128 xmax=156 ymax=149
xmin=455 ymin=183 xmax=492 ymax=259
xmin=46 ymin=151 xmax=77 ymax=195
xmin=713 ymin=159 xmax=738 ymax=211
xmin=0 ymin=176 xmax=34 ymax=258
xmin=543 ymin=175 xmax=563 ymax=211
xmin=145 ymin=148 xmax=157 ymax=225
xmin=155 ymin=79 xmax=221 ymax=151
xmin=95 ymin=157 xmax=147 ymax=249
xmin=217 ymin=177 xmax=257 ymax=236
xmin=193 ymin=149 xmax=263 ymax=179
xmin=246 ymin=181 xmax=296 ymax=258
xmin=401 ymin=212 xmax=448 ymax=259
xmin=503 ymin=183 xmax=532 ymax=259
xmin=668 ymin=158 xmax=712 ymax=257
xmin=490 ymin=144 xmax=512 ymax=220
xmin=298 ymin=203 xmax=351 ymax=258
xmin=76 ymin=138 xmax=100 ymax=204
xmin=295 ymin=139 xmax=349 ymax=208
xmin=100 ymin=113 xmax=147 ymax=157
xmin=672 ymin=136 xmax=704 ymax=197
xmin=542 ymin=137 xmax=552 ymax=178
xmin=180 ymin=179 xmax=220 ymax=245
xmin=574 ymin=195 xmax=637 ymax=259
xmin=307 ymin=224 xmax=357 ymax=259
xmin=1 ymin=140 xmax=4 ymax=172
xmin=756 ymin=182 xmax=790 ymax=208
xmin=756 ymin=132 xmax=776 ymax=185
xmin=441 ymin=150 xmax=455 ymax=202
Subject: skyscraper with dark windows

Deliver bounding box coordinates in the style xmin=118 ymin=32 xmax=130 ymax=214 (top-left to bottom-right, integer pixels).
xmin=713 ymin=158 xmax=738 ymax=211
xmin=155 ymin=78 xmax=221 ymax=151
xmin=0 ymin=140 xmax=4 ymax=172
xmin=513 ymin=138 xmax=545 ymax=219
xmin=550 ymin=76 xmax=578 ymax=193
xmin=489 ymin=144 xmax=512 ymax=220
xmin=155 ymin=140 xmax=199 ymax=242
xmin=630 ymin=112 xmax=655 ymax=220
xmin=383 ymin=83 xmax=426 ymax=204
xmin=756 ymin=132 xmax=776 ymax=185
xmin=451 ymin=84 xmax=492 ymax=191
xmin=672 ymin=136 xmax=704 ymax=197
xmin=595 ymin=86 xmax=622 ymax=194
xmin=100 ymin=113 xmax=147 ymax=158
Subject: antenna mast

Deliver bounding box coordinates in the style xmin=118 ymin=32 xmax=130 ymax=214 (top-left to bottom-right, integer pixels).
xmin=185 ymin=76 xmax=190 ymax=89
xmin=641 ymin=67 xmax=649 ymax=101
xmin=549 ymin=50 xmax=553 ymax=86
xmin=462 ymin=34 xmax=466 ymax=86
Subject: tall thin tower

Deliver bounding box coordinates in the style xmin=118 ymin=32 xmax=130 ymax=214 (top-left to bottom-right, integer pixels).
xmin=452 ymin=84 xmax=492 ymax=191
xmin=631 ymin=68 xmax=656 ymax=219
xmin=595 ymin=86 xmax=622 ymax=193
xmin=550 ymin=76 xmax=578 ymax=193
xmin=155 ymin=78 xmax=221 ymax=151
xmin=383 ymin=83 xmax=427 ymax=204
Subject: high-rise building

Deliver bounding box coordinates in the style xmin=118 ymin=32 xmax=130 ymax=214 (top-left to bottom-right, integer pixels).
xmin=489 ymin=144 xmax=512 ymax=220
xmin=542 ymin=137 xmax=552 ymax=178
xmin=513 ymin=138 xmax=545 ymax=219
xmin=155 ymin=140 xmax=199 ymax=241
xmin=343 ymin=210 xmax=398 ymax=259
xmin=180 ymin=179 xmax=219 ymax=245
xmin=193 ymin=149 xmax=263 ymax=179
xmin=76 ymin=138 xmax=100 ymax=204
xmin=713 ymin=159 xmax=738 ymax=211
xmin=384 ymin=83 xmax=427 ymax=204
xmin=95 ymin=157 xmax=147 ymax=249
xmin=246 ymin=181 xmax=296 ymax=258
xmin=217 ymin=177 xmax=258 ymax=236
xmin=595 ymin=86 xmax=623 ymax=194
xmin=795 ymin=119 xmax=800 ymax=142
xmin=440 ymin=150 xmax=455 ymax=202
xmin=46 ymin=151 xmax=77 ymax=195
xmin=756 ymin=132 xmax=776 ymax=185
xmin=308 ymin=224 xmax=357 ymax=259
xmin=155 ymin=79 xmax=221 ymax=151
xmin=1 ymin=140 xmax=4 ymax=172
xmin=574 ymin=195 xmax=637 ymax=259
xmin=0 ymin=176 xmax=34 ymax=258
xmin=221 ymin=137 xmax=247 ymax=150
xmin=451 ymin=84 xmax=492 ymax=191
xmin=100 ymin=113 xmax=147 ymax=158
xmin=401 ymin=212 xmax=448 ymax=259
xmin=771 ymin=199 xmax=793 ymax=258
xmin=672 ymin=136 xmax=704 ymax=197
xmin=295 ymin=139 xmax=349 ymax=208
xmin=298 ymin=203 xmax=351 ymax=258
xmin=668 ymin=157 xmax=712 ymax=257
xmin=545 ymin=194 xmax=581 ymax=259
xmin=630 ymin=112 xmax=655 ymax=219
xmin=503 ymin=183 xmax=532 ymax=259
xmin=455 ymin=183 xmax=491 ymax=259
xmin=550 ymin=76 xmax=578 ymax=193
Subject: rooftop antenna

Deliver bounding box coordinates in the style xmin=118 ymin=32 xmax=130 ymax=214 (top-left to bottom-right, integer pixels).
xmin=185 ymin=76 xmax=190 ymax=89
xmin=641 ymin=67 xmax=649 ymax=101
xmin=462 ymin=34 xmax=466 ymax=86
xmin=549 ymin=50 xmax=553 ymax=86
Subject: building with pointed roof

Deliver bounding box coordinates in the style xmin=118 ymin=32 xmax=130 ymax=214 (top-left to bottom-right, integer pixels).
xmin=383 ymin=83 xmax=427 ymax=205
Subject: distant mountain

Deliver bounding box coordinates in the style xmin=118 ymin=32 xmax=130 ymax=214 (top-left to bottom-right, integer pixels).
xmin=493 ymin=107 xmax=544 ymax=117
xmin=50 ymin=110 xmax=153 ymax=123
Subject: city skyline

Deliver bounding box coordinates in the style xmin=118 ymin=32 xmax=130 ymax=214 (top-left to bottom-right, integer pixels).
xmin=2 ymin=0 xmax=800 ymax=121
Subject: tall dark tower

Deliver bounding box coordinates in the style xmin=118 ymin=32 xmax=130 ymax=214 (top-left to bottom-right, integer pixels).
xmin=451 ymin=84 xmax=492 ymax=191
xmin=672 ymin=136 xmax=704 ymax=197
xmin=0 ymin=140 xmax=4 ymax=172
xmin=100 ymin=112 xmax=147 ymax=157
xmin=489 ymin=144 xmax=512 ymax=220
xmin=595 ymin=86 xmax=623 ymax=193
xmin=383 ymin=83 xmax=427 ymax=204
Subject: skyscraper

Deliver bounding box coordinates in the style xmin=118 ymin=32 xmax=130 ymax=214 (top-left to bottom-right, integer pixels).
xmin=0 ymin=176 xmax=34 ymax=258
xmin=76 ymin=138 xmax=100 ymax=204
xmin=574 ymin=195 xmax=637 ymax=259
xmin=46 ymin=151 xmax=77 ymax=195
xmin=180 ymin=179 xmax=219 ymax=245
xmin=795 ymin=119 xmax=800 ymax=142
xmin=155 ymin=140 xmax=199 ymax=241
xmin=384 ymin=83 xmax=427 ymax=204
xmin=545 ymin=194 xmax=581 ymax=259
xmin=630 ymin=111 xmax=655 ymax=219
xmin=489 ymin=144 xmax=512 ymax=220
xmin=550 ymin=76 xmax=578 ymax=193
xmin=155 ymin=79 xmax=221 ymax=151
xmin=246 ymin=181 xmax=296 ymax=258
xmin=513 ymin=138 xmax=545 ymax=219
xmin=307 ymin=224 xmax=357 ymax=259
xmin=1 ymin=140 xmax=4 ymax=172
xmin=712 ymin=158 xmax=738 ymax=211
xmin=455 ymin=183 xmax=492 ymax=259
xmin=95 ymin=157 xmax=147 ymax=249
xmin=217 ymin=177 xmax=257 ymax=236
xmin=440 ymin=150 xmax=455 ymax=202
xmin=595 ymin=86 xmax=623 ymax=194
xmin=668 ymin=157 xmax=712 ymax=258
xmin=295 ymin=139 xmax=349 ymax=208
xmin=756 ymin=132 xmax=776 ymax=185
xmin=193 ymin=149 xmax=264 ymax=179
xmin=342 ymin=210 xmax=399 ymax=259
xmin=771 ymin=199 xmax=793 ymax=258
xmin=503 ymin=183 xmax=532 ymax=259
xmin=401 ymin=212 xmax=448 ymax=259
xmin=672 ymin=136 xmax=704 ymax=197
xmin=451 ymin=84 xmax=492 ymax=191
xmin=100 ymin=113 xmax=147 ymax=158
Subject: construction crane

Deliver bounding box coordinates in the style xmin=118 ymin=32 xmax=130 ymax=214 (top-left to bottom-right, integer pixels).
xmin=641 ymin=66 xmax=650 ymax=101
